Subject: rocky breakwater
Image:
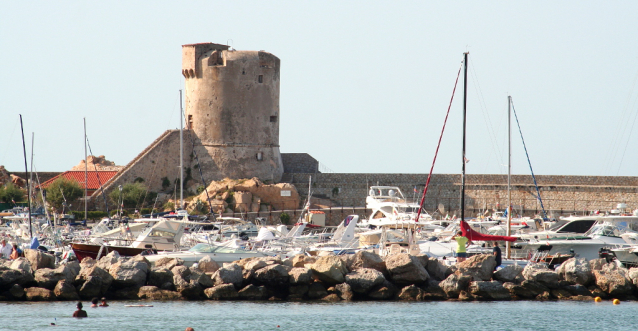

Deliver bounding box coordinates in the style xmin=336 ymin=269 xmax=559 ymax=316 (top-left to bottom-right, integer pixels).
xmin=3 ymin=249 xmax=638 ymax=302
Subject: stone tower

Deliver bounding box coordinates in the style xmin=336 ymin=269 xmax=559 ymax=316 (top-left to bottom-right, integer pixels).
xmin=182 ymin=43 xmax=284 ymax=182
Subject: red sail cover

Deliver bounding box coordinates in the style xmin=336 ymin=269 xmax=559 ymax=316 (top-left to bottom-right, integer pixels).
xmin=460 ymin=220 xmax=517 ymax=242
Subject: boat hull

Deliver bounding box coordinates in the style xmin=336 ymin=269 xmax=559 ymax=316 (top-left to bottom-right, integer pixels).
xmin=71 ymin=243 xmax=147 ymax=262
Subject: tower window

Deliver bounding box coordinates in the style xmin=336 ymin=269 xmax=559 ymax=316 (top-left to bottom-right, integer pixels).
xmin=270 ymin=116 xmax=278 ymax=123
xmin=258 ymin=75 xmax=263 ymax=83
xmin=187 ymin=115 xmax=193 ymax=129
xmin=256 ymin=152 xmax=263 ymax=161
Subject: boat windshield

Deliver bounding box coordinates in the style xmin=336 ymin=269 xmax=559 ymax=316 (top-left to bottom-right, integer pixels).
xmin=188 ymin=243 xmax=248 ymax=253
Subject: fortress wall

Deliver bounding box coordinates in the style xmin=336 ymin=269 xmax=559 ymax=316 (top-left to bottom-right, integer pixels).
xmin=282 ymin=173 xmax=638 ymax=223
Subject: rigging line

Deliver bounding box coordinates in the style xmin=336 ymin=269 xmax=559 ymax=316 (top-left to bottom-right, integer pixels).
xmin=183 ymin=123 xmax=216 ymax=220
xmin=510 ymin=98 xmax=548 ymax=220
xmin=416 ymin=57 xmax=464 ymax=222
xmin=601 ymin=67 xmax=638 ymax=174
xmin=615 ymin=95 xmax=638 ymax=175
xmin=0 ymin=118 xmax=20 ymax=165
xmin=85 ymin=136 xmax=110 ymax=217
xmin=469 ymin=59 xmax=505 ymax=174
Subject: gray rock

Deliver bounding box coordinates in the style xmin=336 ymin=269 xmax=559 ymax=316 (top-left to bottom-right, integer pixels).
xmin=522 ymin=263 xmax=560 ymax=288
xmin=0 ymin=268 xmax=34 ymax=288
xmin=556 ymin=258 xmax=593 ymax=286
xmin=113 ymin=286 xmax=142 ymax=300
xmin=289 ymin=267 xmax=313 ymax=285
xmin=25 ymin=287 xmax=54 ymax=301
xmin=204 ymin=283 xmax=238 ymax=300
xmin=367 ymin=280 xmax=397 ymax=300
xmin=397 ymin=284 xmax=423 ymax=301
xmin=421 ymin=279 xmax=447 ymax=300
xmin=520 ymin=280 xmax=550 ymax=297
xmin=197 ymin=255 xmax=220 ymax=273
xmin=423 ymin=257 xmax=453 ymax=281
xmin=96 ymin=251 xmax=121 ymax=270
xmin=154 ymin=257 xmax=184 ymax=269
xmin=350 ymin=251 xmax=387 ymax=275
xmin=35 ymin=265 xmax=77 ymax=290
xmin=307 ymin=282 xmax=328 ymax=299
xmin=242 ymin=260 xmax=268 ymax=282
xmin=238 ymin=284 xmax=267 ymax=300
xmin=385 ymin=253 xmax=429 ymax=286
xmin=138 ymin=285 xmax=182 ymax=300
xmin=109 ymin=259 xmax=148 ymax=289
xmin=335 ymin=283 xmax=353 ymax=301
xmin=212 ymin=263 xmax=243 ymax=288
xmin=24 ymin=249 xmax=55 ymax=271
xmin=53 ymin=279 xmax=79 ymax=301
xmin=627 ymin=267 xmax=638 ymax=287
xmin=563 ymin=284 xmax=591 ymax=297
xmin=307 ymin=256 xmax=348 ymax=284
xmin=593 ymin=269 xmax=635 ymax=297
xmin=493 ymin=264 xmax=524 ymax=284
xmin=9 ymin=257 xmax=32 ymax=274
xmin=288 ymin=285 xmax=309 ymax=300
xmin=469 ymin=281 xmax=511 ymax=300
xmin=440 ymin=273 xmax=471 ymax=299
xmin=148 ymin=267 xmax=174 ymax=288
xmin=455 ymin=254 xmax=496 ymax=281
xmin=178 ymin=281 xmax=204 ymax=300
xmin=189 ymin=267 xmax=214 ymax=288
xmin=8 ymin=284 xmax=24 ymax=300
xmin=589 ymin=258 xmax=607 ymax=271
xmin=75 ymin=265 xmax=113 ymax=299
xmin=253 ymin=264 xmax=290 ymax=288
xmin=345 ymin=268 xmax=385 ymax=294
xmin=291 ymin=255 xmax=316 ymax=268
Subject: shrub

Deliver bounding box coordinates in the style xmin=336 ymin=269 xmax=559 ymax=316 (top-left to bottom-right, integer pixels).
xmin=279 ymin=212 xmax=290 ymax=225
xmin=109 ymin=183 xmax=156 ymax=209
xmin=45 ymin=177 xmax=83 ymax=212
xmin=0 ymin=183 xmax=26 ymax=203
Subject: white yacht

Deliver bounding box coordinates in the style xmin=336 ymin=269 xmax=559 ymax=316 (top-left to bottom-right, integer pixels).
xmin=358 ymin=186 xmax=437 ymax=229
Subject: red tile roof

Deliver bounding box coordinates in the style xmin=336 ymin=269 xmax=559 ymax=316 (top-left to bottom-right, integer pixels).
xmin=38 ymin=171 xmax=118 ymax=195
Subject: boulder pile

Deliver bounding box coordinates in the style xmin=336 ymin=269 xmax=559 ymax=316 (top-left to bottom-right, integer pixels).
xmin=2 ymin=250 xmax=637 ymax=302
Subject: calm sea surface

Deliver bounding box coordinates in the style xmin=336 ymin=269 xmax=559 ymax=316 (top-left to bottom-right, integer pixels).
xmin=1 ymin=300 xmax=637 ymax=331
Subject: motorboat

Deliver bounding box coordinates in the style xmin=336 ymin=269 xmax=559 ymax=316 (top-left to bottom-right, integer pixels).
xmin=358 ymin=186 xmax=435 ymax=228
xmin=143 ymin=241 xmax=266 ymax=267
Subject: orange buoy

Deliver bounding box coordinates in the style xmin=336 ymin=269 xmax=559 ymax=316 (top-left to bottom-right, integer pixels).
xmin=613 ymin=299 xmax=620 ymax=305
xmin=594 ymin=297 xmax=602 ymax=302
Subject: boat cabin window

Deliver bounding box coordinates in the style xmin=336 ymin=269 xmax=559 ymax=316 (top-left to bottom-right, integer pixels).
xmin=372 ymin=211 xmax=385 ymax=219
xmin=149 ymin=230 xmax=175 ymax=237
xmin=556 ymin=220 xmax=596 ymax=233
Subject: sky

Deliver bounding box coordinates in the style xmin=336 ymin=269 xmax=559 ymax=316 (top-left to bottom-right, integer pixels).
xmin=2 ymin=1 xmax=638 ymax=177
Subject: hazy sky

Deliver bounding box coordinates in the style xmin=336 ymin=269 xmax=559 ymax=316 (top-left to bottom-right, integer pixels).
xmin=2 ymin=1 xmax=638 ymax=177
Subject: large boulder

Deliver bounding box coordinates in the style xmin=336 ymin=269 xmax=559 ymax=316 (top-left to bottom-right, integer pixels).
xmin=469 ymin=281 xmax=511 ymax=300
xmin=335 ymin=283 xmax=354 ymax=301
xmin=189 ymin=267 xmax=214 ymax=288
xmin=307 ymin=282 xmax=328 ymax=299
xmin=422 ymin=256 xmax=453 ymax=281
xmin=137 ymin=286 xmax=182 ymax=300
xmin=556 ymin=258 xmax=593 ymax=286
xmin=238 ymin=284 xmax=267 ymax=300
xmin=25 ymin=287 xmax=54 ymax=301
xmin=440 ymin=273 xmax=471 ymax=299
xmin=242 ymin=259 xmax=268 ymax=283
xmin=522 ymin=263 xmax=560 ymax=288
xmin=455 ymin=254 xmax=496 ymax=281
xmin=204 ymin=284 xmax=238 ymax=300
xmin=172 ymin=266 xmax=191 ymax=291
xmin=154 ymin=257 xmax=184 ymax=270
xmin=197 ymin=255 xmax=220 ymax=274
xmin=289 ymin=267 xmax=313 ymax=285
xmin=9 ymin=257 xmax=33 ymax=274
xmin=421 ymin=279 xmax=448 ymax=300
xmin=148 ymin=267 xmax=174 ymax=288
xmin=385 ymin=254 xmax=429 ymax=286
xmin=1 ymin=268 xmax=34 ymax=289
xmin=367 ymin=280 xmax=398 ymax=300
xmin=7 ymin=284 xmax=25 ymax=300
xmin=75 ymin=265 xmax=113 ymax=299
xmin=345 ymin=268 xmax=385 ymax=294
xmin=593 ymin=269 xmax=635 ymax=297
xmin=24 ymin=249 xmax=55 ymax=270
xmin=518 ymin=280 xmax=550 ymax=298
xmin=253 ymin=264 xmax=290 ymax=289
xmin=212 ymin=263 xmax=243 ymax=288
xmin=349 ymin=251 xmax=387 ymax=275
xmin=53 ymin=279 xmax=79 ymax=301
xmin=493 ymin=264 xmax=524 ymax=284
xmin=35 ymin=265 xmax=77 ymax=290
xmin=177 ymin=281 xmax=204 ymax=300
xmin=291 ymin=255 xmax=316 ymax=268
xmin=138 ymin=286 xmax=182 ymax=300
xmin=589 ymin=258 xmax=607 ymax=271
xmin=397 ymin=285 xmax=423 ymax=301
xmin=109 ymin=259 xmax=149 ymax=289
xmin=96 ymin=251 xmax=121 ymax=270
xmin=307 ymin=256 xmax=348 ymax=285
xmin=627 ymin=268 xmax=638 ymax=287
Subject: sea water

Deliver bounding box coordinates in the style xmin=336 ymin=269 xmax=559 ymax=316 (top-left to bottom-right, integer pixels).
xmin=1 ymin=300 xmax=637 ymax=331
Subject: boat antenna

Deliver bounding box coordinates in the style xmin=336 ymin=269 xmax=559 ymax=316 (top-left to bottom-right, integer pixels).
xmin=19 ymin=114 xmax=33 ymax=239
xmin=461 ymin=52 xmax=469 ymax=223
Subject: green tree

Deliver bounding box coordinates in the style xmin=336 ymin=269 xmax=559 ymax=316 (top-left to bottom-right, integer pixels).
xmin=279 ymin=212 xmax=290 ymax=225
xmin=45 ymin=177 xmax=83 ymax=212
xmin=109 ymin=183 xmax=156 ymax=209
xmin=0 ymin=183 xmax=26 ymax=203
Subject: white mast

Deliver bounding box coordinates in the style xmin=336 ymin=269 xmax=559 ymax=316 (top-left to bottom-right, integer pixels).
xmin=506 ymin=96 xmax=512 ymax=258
xmin=84 ymin=118 xmax=88 ymax=221
xmin=179 ymin=90 xmax=184 ymax=211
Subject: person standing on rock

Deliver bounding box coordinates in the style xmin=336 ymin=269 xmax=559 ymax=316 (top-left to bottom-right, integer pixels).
xmin=0 ymin=239 xmax=12 ymax=259
xmin=492 ymin=241 xmax=502 ymax=270
xmin=452 ymin=231 xmax=471 ymax=263
xmin=72 ymin=302 xmax=88 ymax=318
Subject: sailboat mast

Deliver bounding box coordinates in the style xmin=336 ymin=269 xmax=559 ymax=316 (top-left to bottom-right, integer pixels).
xmin=507 ymin=96 xmax=512 ymax=258
xmin=460 ymin=52 xmax=468 ymax=222
xmin=84 ymin=118 xmax=88 ymax=221
xmin=179 ymin=90 xmax=184 ymax=211
xmin=19 ymin=115 xmax=33 ymax=239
